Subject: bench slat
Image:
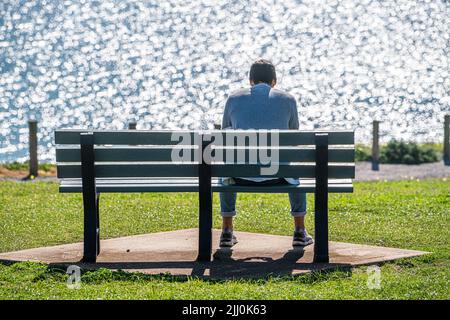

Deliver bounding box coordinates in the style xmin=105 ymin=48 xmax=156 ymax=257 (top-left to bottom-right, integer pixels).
xmin=211 ymin=130 xmax=354 ymax=145
xmin=57 ymin=162 xmax=198 ymax=178
xmin=56 ymin=146 xmax=354 ymax=163
xmin=55 ymin=130 xmax=198 ymax=145
xmin=55 ymin=130 xmax=354 ymax=145
xmin=214 ymin=147 xmax=354 ymax=162
xmin=59 ymin=179 xmax=353 ymax=193
xmin=213 ymin=163 xmax=354 ymax=178
xmin=56 ymin=146 xmax=197 ymax=162
xmin=57 ymin=163 xmax=355 ymax=179
xmin=59 ymin=178 xmax=353 ymax=185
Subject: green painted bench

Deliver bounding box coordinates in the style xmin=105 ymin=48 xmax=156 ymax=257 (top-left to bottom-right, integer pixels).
xmin=55 ymin=130 xmax=355 ymax=263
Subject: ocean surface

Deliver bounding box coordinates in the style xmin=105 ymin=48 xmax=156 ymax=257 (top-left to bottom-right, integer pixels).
xmin=0 ymin=0 xmax=449 ymax=162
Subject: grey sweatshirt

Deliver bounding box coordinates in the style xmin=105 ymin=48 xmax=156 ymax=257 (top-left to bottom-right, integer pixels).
xmin=221 ymin=82 xmax=300 ymax=184
xmin=222 ymin=83 xmax=299 ymax=130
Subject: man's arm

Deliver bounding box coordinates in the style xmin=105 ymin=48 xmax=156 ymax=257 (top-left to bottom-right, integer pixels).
xmin=289 ymin=99 xmax=299 ymax=130
xmin=222 ymin=98 xmax=232 ymax=129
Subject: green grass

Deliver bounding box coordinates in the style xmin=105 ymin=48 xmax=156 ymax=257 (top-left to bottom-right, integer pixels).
xmin=1 ymin=162 xmax=56 ymax=172
xmin=0 ymin=179 xmax=449 ymax=299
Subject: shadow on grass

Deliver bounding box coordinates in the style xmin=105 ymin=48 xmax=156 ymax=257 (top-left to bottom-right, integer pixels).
xmin=6 ymin=247 xmax=352 ymax=284
xmin=0 ymin=246 xmax=354 ymax=284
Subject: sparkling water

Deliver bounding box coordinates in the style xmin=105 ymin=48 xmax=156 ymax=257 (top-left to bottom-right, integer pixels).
xmin=0 ymin=0 xmax=449 ymax=162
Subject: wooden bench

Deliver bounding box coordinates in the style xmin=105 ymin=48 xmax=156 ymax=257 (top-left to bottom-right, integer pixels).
xmin=55 ymin=130 xmax=355 ymax=263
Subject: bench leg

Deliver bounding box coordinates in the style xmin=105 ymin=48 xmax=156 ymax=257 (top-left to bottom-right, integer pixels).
xmin=96 ymin=193 xmax=100 ymax=255
xmin=80 ymin=132 xmax=98 ymax=263
xmin=197 ymin=137 xmax=212 ymax=262
xmin=314 ymin=189 xmax=329 ymax=263
xmin=82 ymin=190 xmax=98 ymax=263
xmin=314 ymin=133 xmax=329 ymax=263
xmin=197 ymin=190 xmax=213 ymax=262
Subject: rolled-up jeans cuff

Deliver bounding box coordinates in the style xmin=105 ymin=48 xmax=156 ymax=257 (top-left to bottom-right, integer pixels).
xmin=221 ymin=211 xmax=236 ymax=218
xmin=291 ymin=211 xmax=307 ymax=217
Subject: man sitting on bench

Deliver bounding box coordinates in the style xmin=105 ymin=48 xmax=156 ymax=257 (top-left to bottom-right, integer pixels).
xmin=219 ymin=59 xmax=314 ymax=248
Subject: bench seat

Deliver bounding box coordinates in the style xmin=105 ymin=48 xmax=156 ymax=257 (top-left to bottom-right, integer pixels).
xmin=59 ymin=178 xmax=353 ymax=193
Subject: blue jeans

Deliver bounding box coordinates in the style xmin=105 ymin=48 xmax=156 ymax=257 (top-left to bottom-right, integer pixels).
xmin=219 ymin=178 xmax=307 ymax=218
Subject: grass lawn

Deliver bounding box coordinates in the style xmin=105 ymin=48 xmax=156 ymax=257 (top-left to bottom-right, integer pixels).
xmin=0 ymin=179 xmax=448 ymax=299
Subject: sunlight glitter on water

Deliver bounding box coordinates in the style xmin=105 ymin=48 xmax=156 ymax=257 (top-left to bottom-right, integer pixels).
xmin=0 ymin=0 xmax=449 ymax=162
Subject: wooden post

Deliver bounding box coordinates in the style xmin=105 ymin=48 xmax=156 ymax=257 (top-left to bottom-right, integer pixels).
xmin=444 ymin=115 xmax=450 ymax=165
xmin=314 ymin=133 xmax=329 ymax=263
xmin=28 ymin=120 xmax=38 ymax=177
xmin=128 ymin=121 xmax=137 ymax=130
xmin=372 ymin=120 xmax=380 ymax=171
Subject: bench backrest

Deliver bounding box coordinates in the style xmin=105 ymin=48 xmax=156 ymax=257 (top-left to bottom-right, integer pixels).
xmin=55 ymin=130 xmax=355 ymax=179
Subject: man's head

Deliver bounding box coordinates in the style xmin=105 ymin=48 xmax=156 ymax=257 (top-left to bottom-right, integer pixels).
xmin=249 ymin=59 xmax=277 ymax=87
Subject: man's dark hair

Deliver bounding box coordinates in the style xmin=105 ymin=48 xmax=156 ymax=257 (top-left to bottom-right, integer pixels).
xmin=249 ymin=59 xmax=277 ymax=85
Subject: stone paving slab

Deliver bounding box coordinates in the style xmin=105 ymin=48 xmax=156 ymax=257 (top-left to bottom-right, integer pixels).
xmin=0 ymin=229 xmax=428 ymax=279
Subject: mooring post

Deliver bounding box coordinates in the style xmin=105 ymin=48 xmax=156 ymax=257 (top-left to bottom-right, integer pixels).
xmin=128 ymin=121 xmax=137 ymax=130
xmin=372 ymin=120 xmax=380 ymax=171
xmin=444 ymin=115 xmax=450 ymax=165
xmin=28 ymin=120 xmax=38 ymax=177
